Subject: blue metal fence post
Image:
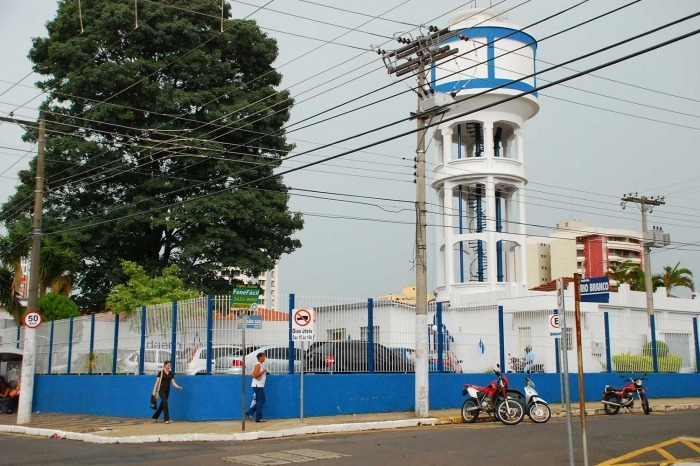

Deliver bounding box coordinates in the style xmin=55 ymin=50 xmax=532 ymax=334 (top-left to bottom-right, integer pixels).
xmin=498 ymin=306 xmax=505 ymax=370
xmin=171 ymin=300 xmax=178 ymax=369
xmin=48 ymin=320 xmax=55 ymax=374
xmin=650 ymin=314 xmax=658 ymax=373
xmin=555 ymin=337 xmax=560 ymax=373
xmin=693 ymin=317 xmax=699 ymax=374
xmin=67 ymin=317 xmax=74 ymax=374
xmin=604 ymin=312 xmax=612 ymax=373
xmin=89 ymin=313 xmax=96 ymax=374
xmin=437 ymin=302 xmax=444 ymax=372
xmin=288 ymin=294 xmax=295 ymax=375
xmin=112 ymin=313 xmax=120 ymax=375
xmin=207 ymin=296 xmax=214 ymax=375
xmin=139 ymin=306 xmax=147 ymax=375
xmin=368 ymin=298 xmax=374 ymax=373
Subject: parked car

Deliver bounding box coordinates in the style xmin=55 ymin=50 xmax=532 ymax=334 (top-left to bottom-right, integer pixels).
xmin=306 ymin=341 xmax=413 ymax=373
xmin=389 ymin=347 xmax=463 ymax=373
xmin=122 ymin=349 xmax=171 ymax=374
xmin=51 ymin=351 xmax=128 ymax=374
xmin=217 ymin=345 xmax=303 ymax=374
xmin=182 ymin=345 xmax=242 ymax=374
xmin=428 ymin=350 xmax=463 ymax=373
xmin=389 ymin=347 xmax=416 ymax=372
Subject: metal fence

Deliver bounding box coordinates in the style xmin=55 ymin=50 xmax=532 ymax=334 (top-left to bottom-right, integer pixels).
xmin=1 ymin=294 xmax=698 ymax=375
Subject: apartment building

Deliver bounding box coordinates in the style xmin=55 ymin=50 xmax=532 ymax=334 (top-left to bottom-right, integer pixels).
xmin=527 ymin=220 xmax=643 ymax=288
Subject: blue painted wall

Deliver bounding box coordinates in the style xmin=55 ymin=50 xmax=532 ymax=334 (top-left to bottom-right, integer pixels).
xmin=34 ymin=372 xmax=700 ymax=422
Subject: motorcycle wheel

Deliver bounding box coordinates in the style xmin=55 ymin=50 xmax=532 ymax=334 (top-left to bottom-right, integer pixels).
xmin=496 ymin=399 xmax=524 ymax=425
xmin=461 ymin=399 xmax=480 ymax=423
xmin=640 ymin=392 xmax=651 ymax=415
xmin=528 ymin=402 xmax=551 ymax=423
xmin=604 ymin=395 xmax=621 ymax=415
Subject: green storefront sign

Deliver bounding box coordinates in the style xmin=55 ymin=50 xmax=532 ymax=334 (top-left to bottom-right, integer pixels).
xmin=231 ymin=285 xmax=262 ymax=309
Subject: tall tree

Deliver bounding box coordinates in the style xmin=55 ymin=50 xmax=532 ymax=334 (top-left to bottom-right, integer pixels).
xmin=659 ymin=262 xmax=694 ymax=297
xmin=105 ymin=260 xmax=199 ymax=313
xmin=2 ymin=1 xmax=303 ymax=310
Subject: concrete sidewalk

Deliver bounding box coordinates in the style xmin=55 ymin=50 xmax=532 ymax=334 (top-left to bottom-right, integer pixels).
xmin=1 ymin=398 xmax=698 ymax=444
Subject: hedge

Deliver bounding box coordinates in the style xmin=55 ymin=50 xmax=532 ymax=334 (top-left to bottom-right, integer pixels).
xmin=611 ymin=352 xmax=682 ymax=373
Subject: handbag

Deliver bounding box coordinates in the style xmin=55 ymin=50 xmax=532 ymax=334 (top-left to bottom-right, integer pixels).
xmin=150 ymin=371 xmax=162 ymax=409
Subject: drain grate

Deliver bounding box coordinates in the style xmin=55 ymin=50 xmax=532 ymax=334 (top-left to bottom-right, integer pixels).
xmin=223 ymin=449 xmax=349 ymax=465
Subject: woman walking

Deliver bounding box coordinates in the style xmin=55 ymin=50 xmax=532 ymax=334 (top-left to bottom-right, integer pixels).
xmin=151 ymin=361 xmax=183 ymax=424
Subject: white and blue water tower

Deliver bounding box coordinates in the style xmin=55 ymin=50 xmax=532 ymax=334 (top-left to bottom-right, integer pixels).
xmin=429 ymin=9 xmax=539 ymax=303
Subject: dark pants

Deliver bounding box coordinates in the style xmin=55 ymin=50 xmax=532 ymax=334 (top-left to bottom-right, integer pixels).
xmin=0 ymin=398 xmax=11 ymax=413
xmin=152 ymin=390 xmax=170 ymax=421
xmin=246 ymin=387 xmax=265 ymax=421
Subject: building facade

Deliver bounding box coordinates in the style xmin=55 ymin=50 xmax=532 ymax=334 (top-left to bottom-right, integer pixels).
xmin=526 ymin=220 xmax=643 ymax=288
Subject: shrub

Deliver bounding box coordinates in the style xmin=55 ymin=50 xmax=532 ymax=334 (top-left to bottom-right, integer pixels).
xmin=611 ymin=352 xmax=682 ymax=373
xmin=642 ymin=341 xmax=670 ymax=358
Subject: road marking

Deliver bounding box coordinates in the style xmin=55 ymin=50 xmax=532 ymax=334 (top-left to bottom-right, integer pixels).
xmin=598 ymin=436 xmax=700 ymax=465
xmin=223 ymin=449 xmax=349 ymax=465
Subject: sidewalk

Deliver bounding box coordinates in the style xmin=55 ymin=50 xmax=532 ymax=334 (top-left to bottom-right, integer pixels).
xmin=1 ymin=398 xmax=698 ymax=444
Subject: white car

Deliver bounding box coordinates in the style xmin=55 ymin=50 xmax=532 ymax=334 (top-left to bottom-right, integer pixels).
xmin=122 ymin=349 xmax=171 ymax=374
xmin=218 ymin=345 xmax=303 ymax=374
xmin=182 ymin=345 xmax=242 ymax=375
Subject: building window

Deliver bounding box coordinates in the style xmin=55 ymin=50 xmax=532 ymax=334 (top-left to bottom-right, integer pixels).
xmin=562 ymin=327 xmax=573 ymax=351
xmin=360 ymin=326 xmax=380 ymax=341
xmin=327 ymin=328 xmax=346 ymax=341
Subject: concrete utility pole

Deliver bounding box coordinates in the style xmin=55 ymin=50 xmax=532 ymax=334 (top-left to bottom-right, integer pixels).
xmin=378 ymin=26 xmax=459 ymax=416
xmin=0 ymin=113 xmax=47 ymax=424
xmin=620 ymin=193 xmax=666 ymax=318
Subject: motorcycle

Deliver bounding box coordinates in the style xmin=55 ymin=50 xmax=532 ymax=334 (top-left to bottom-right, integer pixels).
xmin=522 ymin=377 xmax=551 ymax=423
xmin=461 ymin=365 xmax=525 ymax=425
xmin=507 ymin=353 xmax=544 ymax=373
xmin=601 ymin=375 xmax=650 ymax=415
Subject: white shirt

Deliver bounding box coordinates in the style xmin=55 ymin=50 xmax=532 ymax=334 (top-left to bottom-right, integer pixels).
xmin=251 ymin=361 xmax=267 ymax=388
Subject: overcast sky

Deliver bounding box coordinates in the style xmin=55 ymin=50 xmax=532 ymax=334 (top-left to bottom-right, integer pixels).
xmin=0 ymin=0 xmax=698 ymax=300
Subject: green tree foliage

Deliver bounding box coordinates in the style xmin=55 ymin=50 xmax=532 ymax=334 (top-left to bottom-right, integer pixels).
xmin=106 ymin=260 xmax=199 ymax=313
xmin=38 ymin=292 xmax=80 ymax=321
xmin=0 ymin=268 xmax=24 ymax=324
xmin=2 ymin=0 xmax=303 ymax=311
xmin=658 ymin=262 xmax=694 ymax=297
xmin=606 ymin=260 xmax=662 ymax=292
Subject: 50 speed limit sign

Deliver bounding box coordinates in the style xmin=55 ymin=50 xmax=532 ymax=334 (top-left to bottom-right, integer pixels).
xmin=23 ymin=311 xmax=42 ymax=328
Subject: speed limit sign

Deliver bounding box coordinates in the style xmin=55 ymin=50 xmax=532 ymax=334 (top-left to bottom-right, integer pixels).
xmin=23 ymin=311 xmax=42 ymax=328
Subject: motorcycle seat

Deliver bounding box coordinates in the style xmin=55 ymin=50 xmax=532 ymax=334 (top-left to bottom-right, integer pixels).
xmin=604 ymin=385 xmax=624 ymax=393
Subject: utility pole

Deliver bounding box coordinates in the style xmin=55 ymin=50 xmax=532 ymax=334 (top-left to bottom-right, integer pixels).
xmin=378 ymin=26 xmax=459 ymax=417
xmin=620 ymin=193 xmax=666 ymax=319
xmin=0 ymin=113 xmax=47 ymax=424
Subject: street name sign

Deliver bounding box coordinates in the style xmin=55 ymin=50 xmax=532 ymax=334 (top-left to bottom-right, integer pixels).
xmin=579 ymin=277 xmax=610 ymax=303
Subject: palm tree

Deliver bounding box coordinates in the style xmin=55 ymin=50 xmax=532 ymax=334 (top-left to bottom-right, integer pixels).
xmin=608 ymin=260 xmax=662 ymax=292
xmin=659 ymin=262 xmax=694 ymax=297
xmin=39 ymin=235 xmax=78 ymax=296
xmin=607 ymin=260 xmax=639 ymax=286
xmin=0 ymin=267 xmax=24 ymax=324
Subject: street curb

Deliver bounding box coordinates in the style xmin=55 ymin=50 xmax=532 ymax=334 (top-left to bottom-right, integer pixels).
xmin=1 ymin=404 xmax=697 ymax=444
xmin=0 ymin=418 xmax=439 ymax=444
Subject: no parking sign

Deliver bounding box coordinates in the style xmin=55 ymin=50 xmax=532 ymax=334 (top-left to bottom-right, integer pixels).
xmin=292 ymin=308 xmax=315 ymax=341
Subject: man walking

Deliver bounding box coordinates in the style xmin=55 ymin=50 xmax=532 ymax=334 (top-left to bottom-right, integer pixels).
xmin=245 ymin=352 xmax=268 ymax=422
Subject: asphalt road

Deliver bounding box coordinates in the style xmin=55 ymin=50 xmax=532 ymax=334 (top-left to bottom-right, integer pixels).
xmin=2 ymin=411 xmax=699 ymax=466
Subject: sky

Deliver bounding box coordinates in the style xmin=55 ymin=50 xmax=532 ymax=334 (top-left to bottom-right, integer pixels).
xmin=0 ymin=0 xmax=698 ymax=300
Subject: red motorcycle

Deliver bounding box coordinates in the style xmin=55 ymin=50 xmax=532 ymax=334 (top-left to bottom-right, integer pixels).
xmin=602 ymin=375 xmax=650 ymax=415
xmin=461 ymin=366 xmax=525 ymax=425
